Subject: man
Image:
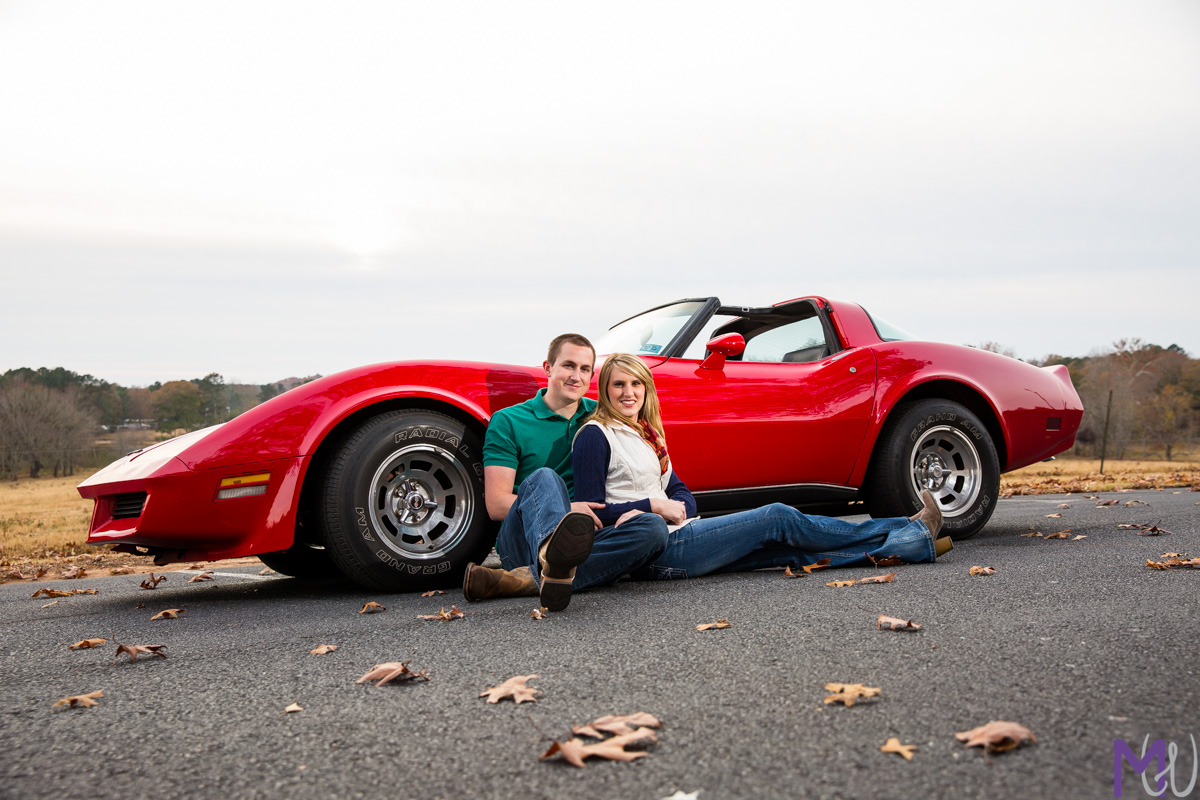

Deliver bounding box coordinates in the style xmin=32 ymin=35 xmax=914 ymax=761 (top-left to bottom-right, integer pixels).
xmin=464 ymin=333 xmax=668 ymax=611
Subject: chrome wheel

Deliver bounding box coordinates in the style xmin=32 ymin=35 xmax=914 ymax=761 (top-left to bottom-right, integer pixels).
xmin=367 ymin=443 xmax=475 ymax=560
xmin=908 ymin=424 xmax=982 ymax=517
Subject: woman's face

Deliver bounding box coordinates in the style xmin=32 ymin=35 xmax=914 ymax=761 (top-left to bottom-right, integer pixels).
xmin=607 ymin=366 xmax=645 ymax=422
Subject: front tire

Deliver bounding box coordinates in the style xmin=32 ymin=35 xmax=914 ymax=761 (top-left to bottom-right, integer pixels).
xmin=867 ymin=399 xmax=1000 ymax=539
xmin=319 ymin=410 xmax=494 ymax=591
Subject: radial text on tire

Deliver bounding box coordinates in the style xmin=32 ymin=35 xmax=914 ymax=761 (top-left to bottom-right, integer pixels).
xmin=318 ymin=410 xmax=494 ymax=590
xmin=867 ymin=399 xmax=1000 ymax=539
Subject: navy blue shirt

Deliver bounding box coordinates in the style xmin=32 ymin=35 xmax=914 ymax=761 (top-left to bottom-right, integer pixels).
xmin=572 ymin=425 xmax=697 ymax=527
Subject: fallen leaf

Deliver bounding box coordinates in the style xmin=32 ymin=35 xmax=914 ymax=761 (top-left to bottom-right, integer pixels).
xmin=31 ymin=588 xmax=72 ymax=599
xmin=824 ymin=682 xmax=881 ymax=707
xmin=1096 ymin=499 xmax=1119 ymax=507
xmin=150 ymin=608 xmax=185 ymax=620
xmin=867 ymin=555 xmax=906 ymax=567
xmin=877 ymin=615 xmax=922 ymax=632
xmin=115 ymin=643 xmax=167 ymax=662
xmin=1019 ymin=532 xmax=1043 ymax=538
xmin=140 ymin=574 xmax=167 ymax=589
xmin=1163 ymin=552 xmax=1183 ymax=558
xmin=540 ymin=727 xmax=658 ymax=768
xmin=418 ymin=605 xmax=464 ymax=621
xmin=420 ymin=590 xmax=446 ymax=597
xmin=573 ymin=713 xmax=662 ymax=739
xmin=881 ymin=737 xmax=917 ymax=760
xmin=6 ymin=568 xmax=27 ymax=580
xmin=1123 ymin=499 xmax=1149 ymax=507
xmin=803 ymin=558 xmax=832 ymax=575
xmin=479 ymin=674 xmax=541 ymax=704
xmin=969 ymin=566 xmax=996 ymax=576
xmin=70 ymin=588 xmax=98 ymax=594
xmin=310 ymin=645 xmax=338 ymax=655
xmin=531 ymin=607 xmax=548 ymax=620
xmin=258 ymin=567 xmax=275 ymax=575
xmin=1072 ymin=535 xmax=1087 ymax=541
xmin=1057 ymin=503 xmax=1071 ymax=509
xmin=41 ymin=600 xmax=58 ymax=608
xmin=1043 ymin=530 xmax=1072 ymax=539
xmin=782 ymin=566 xmax=802 ymax=578
xmin=61 ymin=566 xmax=87 ymax=579
xmin=696 ymin=619 xmax=731 ymax=631
xmin=111 ymin=566 xmax=133 ymax=575
xmin=53 ymin=691 xmax=103 ymax=708
xmin=858 ymin=572 xmax=896 ymax=584
xmin=1045 ymin=513 xmax=1062 ymax=518
xmin=826 ymin=580 xmax=856 ymax=588
xmin=284 ymin=702 xmax=304 ymax=713
xmin=68 ymin=638 xmax=107 ymax=650
xmin=1137 ymin=524 xmax=1172 ymax=536
xmin=359 ymin=601 xmax=386 ymax=614
xmin=187 ymin=571 xmax=214 ymax=583
xmin=1147 ymin=559 xmax=1176 ymax=570
xmin=356 ymin=661 xmax=430 ymax=686
xmin=955 ymin=720 xmax=1037 ymax=752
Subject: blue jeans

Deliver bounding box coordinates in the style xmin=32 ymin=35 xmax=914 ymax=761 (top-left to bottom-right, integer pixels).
xmin=642 ymin=502 xmax=936 ymax=580
xmin=495 ymin=468 xmax=669 ymax=591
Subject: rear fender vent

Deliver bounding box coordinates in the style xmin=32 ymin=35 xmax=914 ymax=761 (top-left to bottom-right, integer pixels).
xmin=112 ymin=492 xmax=148 ymax=520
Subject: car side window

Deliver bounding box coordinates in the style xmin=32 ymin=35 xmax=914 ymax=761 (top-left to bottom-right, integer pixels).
xmin=742 ymin=317 xmax=829 ymax=363
xmin=680 ymin=314 xmax=741 ymax=360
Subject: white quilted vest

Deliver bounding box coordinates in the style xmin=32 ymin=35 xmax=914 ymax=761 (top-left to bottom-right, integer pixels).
xmin=578 ymin=419 xmax=672 ymax=504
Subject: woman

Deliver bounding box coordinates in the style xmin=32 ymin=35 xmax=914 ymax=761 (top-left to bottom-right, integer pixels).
xmin=570 ymin=353 xmax=952 ymax=579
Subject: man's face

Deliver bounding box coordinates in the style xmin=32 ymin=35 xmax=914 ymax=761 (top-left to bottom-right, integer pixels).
xmin=543 ymin=343 xmax=595 ymax=406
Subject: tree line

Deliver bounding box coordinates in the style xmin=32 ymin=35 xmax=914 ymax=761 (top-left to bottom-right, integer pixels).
xmin=1036 ymin=340 xmax=1198 ymax=462
xmin=0 ymin=368 xmax=319 ymax=480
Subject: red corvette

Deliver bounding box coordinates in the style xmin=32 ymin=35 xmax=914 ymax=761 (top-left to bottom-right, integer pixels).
xmin=78 ymin=297 xmax=1082 ymax=590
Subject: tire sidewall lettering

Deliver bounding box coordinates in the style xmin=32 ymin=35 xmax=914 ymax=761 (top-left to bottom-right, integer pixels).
xmin=395 ymin=426 xmax=473 ymax=460
xmin=373 ymin=549 xmax=451 ymax=574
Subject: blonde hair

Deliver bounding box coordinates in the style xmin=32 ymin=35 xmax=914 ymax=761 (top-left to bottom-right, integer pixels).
xmin=590 ymin=353 xmax=666 ymax=443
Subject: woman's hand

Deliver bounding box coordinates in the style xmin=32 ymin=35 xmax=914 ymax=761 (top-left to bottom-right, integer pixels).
xmin=614 ymin=509 xmax=644 ymax=527
xmin=649 ymin=497 xmax=687 ymax=525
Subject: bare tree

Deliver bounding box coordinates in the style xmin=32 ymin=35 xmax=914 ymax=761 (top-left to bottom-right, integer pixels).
xmin=0 ymin=382 xmax=97 ymax=480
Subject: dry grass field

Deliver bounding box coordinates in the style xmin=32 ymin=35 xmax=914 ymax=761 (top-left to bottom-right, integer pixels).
xmin=2 ymin=457 xmax=1196 ymax=581
xmin=1001 ymin=457 xmax=1200 ymax=495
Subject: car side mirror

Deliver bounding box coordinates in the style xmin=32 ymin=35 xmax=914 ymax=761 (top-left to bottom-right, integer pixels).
xmin=700 ymin=333 xmax=746 ymax=371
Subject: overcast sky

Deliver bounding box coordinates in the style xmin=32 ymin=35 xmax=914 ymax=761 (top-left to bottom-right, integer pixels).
xmin=2 ymin=1 xmax=1198 ymax=387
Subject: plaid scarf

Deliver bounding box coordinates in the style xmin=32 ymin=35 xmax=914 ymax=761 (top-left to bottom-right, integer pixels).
xmin=638 ymin=419 xmax=669 ymax=476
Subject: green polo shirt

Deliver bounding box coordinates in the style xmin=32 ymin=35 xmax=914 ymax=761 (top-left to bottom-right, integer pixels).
xmin=483 ymin=388 xmax=598 ymax=495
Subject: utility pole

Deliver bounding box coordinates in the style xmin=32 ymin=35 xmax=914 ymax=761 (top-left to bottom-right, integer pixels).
xmin=1099 ymin=389 xmax=1113 ymax=475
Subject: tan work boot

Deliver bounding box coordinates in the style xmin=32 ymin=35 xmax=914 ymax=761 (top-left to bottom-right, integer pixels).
xmin=462 ymin=563 xmax=539 ymax=602
xmin=910 ymin=489 xmax=944 ymax=537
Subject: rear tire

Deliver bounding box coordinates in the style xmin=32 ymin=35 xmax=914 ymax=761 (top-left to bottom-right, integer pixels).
xmin=867 ymin=399 xmax=999 ymax=539
xmin=318 ymin=410 xmax=494 ymax=591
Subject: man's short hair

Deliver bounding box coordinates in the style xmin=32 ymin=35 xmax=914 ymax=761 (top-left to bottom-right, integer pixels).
xmin=547 ymin=333 xmax=596 ymax=366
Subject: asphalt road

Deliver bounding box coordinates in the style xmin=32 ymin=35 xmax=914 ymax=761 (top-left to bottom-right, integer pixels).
xmin=2 ymin=489 xmax=1198 ymax=800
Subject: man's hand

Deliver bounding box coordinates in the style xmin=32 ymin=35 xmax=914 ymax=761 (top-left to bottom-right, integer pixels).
xmin=649 ymin=497 xmax=687 ymax=525
xmin=614 ymin=509 xmax=644 ymax=527
xmin=570 ymin=501 xmax=604 ymax=530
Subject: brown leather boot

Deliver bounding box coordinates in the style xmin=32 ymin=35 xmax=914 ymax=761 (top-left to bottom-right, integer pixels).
xmin=462 ymin=563 xmax=539 ymax=602
xmin=909 ymin=489 xmax=944 ymax=538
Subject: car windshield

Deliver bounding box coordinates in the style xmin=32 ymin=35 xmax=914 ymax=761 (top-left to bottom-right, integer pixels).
xmin=866 ymin=310 xmax=919 ymax=342
xmin=594 ymin=301 xmax=706 ymax=356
